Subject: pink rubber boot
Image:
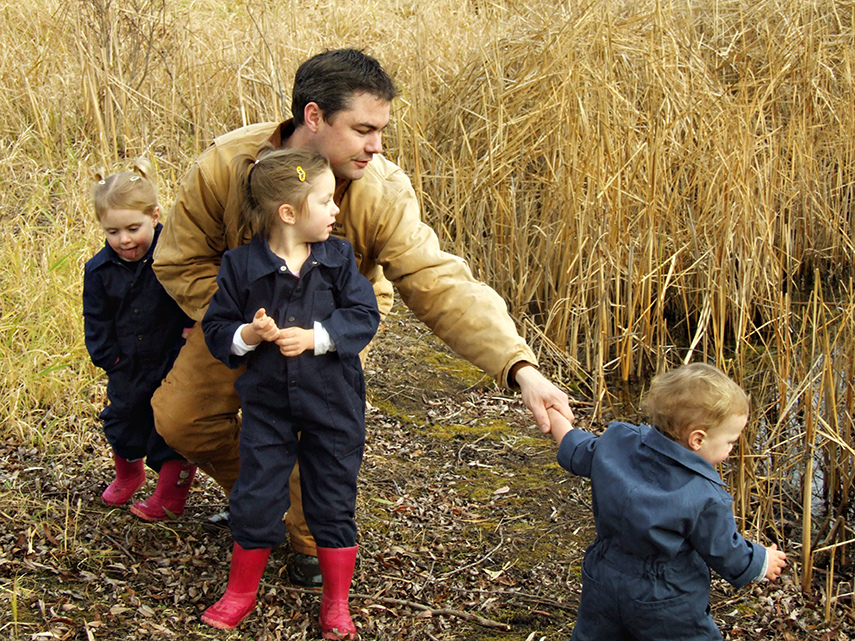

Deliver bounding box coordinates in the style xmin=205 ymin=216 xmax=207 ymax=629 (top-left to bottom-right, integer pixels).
xmin=130 ymin=459 xmax=196 ymax=521
xmin=317 ymin=545 xmax=358 ymax=640
xmin=201 ymin=542 xmax=272 ymax=630
xmin=101 ymin=453 xmax=145 ymax=506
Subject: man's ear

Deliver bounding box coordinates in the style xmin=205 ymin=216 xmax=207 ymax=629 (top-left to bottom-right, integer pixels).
xmin=278 ymin=203 xmax=296 ymax=224
xmin=687 ymin=429 xmax=706 ymax=451
xmin=304 ymin=102 xmax=323 ymax=133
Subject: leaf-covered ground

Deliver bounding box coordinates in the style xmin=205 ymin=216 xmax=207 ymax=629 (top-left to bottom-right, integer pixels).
xmin=1 ymin=304 xmax=851 ymax=640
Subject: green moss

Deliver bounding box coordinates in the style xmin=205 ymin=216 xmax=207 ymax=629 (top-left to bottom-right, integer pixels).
xmin=417 ymin=349 xmax=487 ymax=388
xmin=426 ymin=419 xmax=542 ymax=444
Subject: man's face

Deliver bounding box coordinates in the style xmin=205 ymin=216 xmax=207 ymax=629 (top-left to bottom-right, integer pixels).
xmin=313 ymin=92 xmax=391 ymax=181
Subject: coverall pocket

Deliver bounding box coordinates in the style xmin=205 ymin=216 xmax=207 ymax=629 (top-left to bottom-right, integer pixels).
xmin=312 ymin=290 xmax=335 ymax=321
xmin=631 ymin=589 xmax=719 ymax=640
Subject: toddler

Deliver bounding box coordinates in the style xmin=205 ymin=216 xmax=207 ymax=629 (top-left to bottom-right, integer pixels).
xmin=83 ymin=159 xmax=197 ymax=521
xmin=550 ymin=363 xmax=787 ymax=640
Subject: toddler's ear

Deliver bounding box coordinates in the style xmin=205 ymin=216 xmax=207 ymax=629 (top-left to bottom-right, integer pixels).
xmin=687 ymin=428 xmax=706 ymax=451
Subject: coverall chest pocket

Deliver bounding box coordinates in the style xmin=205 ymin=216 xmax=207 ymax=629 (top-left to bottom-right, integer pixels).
xmin=312 ymin=290 xmax=335 ymax=322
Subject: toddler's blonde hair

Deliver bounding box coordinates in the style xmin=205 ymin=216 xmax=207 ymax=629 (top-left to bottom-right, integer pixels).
xmin=640 ymin=363 xmax=749 ymax=440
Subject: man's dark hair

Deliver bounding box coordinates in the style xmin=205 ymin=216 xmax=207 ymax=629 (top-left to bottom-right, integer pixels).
xmin=291 ymin=49 xmax=398 ymax=126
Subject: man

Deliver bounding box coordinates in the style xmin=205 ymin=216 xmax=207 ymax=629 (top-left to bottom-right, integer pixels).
xmin=152 ymin=49 xmax=574 ymax=588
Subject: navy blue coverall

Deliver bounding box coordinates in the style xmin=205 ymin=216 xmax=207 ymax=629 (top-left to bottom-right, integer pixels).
xmin=558 ymin=422 xmax=766 ymax=641
xmin=202 ymin=235 xmax=379 ymax=550
xmin=83 ymin=224 xmax=191 ymax=471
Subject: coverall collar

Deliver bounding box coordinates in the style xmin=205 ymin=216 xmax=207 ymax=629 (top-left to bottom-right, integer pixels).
xmin=244 ymin=235 xmax=348 ymax=283
xmin=641 ymin=423 xmax=725 ymax=486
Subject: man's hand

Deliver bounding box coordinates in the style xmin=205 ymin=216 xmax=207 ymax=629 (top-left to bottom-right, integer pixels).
xmin=515 ymin=365 xmax=574 ymax=433
xmin=277 ymin=327 xmax=314 ymax=357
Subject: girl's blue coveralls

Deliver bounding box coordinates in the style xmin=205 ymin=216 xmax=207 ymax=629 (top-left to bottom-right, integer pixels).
xmin=83 ymin=224 xmax=191 ymax=471
xmin=558 ymin=422 xmax=766 ymax=641
xmin=202 ymin=235 xmax=379 ymax=550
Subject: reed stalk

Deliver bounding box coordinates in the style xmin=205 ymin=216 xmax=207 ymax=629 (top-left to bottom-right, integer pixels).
xmin=2 ymin=0 xmax=853 ymax=620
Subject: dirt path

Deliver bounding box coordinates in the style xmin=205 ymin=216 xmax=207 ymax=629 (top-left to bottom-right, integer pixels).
xmin=0 ymin=304 xmax=845 ymax=640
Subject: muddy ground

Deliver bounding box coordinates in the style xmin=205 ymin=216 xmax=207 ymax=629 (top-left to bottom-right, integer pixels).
xmin=0 ymin=304 xmax=850 ymax=640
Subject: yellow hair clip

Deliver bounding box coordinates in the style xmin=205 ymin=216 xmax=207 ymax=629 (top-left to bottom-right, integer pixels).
xmin=296 ymin=166 xmax=306 ymax=182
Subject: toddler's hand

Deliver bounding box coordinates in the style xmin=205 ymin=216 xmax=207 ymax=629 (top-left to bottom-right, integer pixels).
xmin=547 ymin=407 xmax=575 ymax=445
xmin=277 ymin=327 xmax=313 ymax=357
xmin=252 ymin=308 xmax=280 ymax=343
xmin=764 ymin=544 xmax=787 ymax=581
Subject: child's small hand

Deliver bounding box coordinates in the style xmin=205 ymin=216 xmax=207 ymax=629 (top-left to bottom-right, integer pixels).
xmin=251 ymin=308 xmax=280 ymax=343
xmin=764 ymin=543 xmax=787 ymax=581
xmin=277 ymin=327 xmax=314 ymax=357
xmin=547 ymin=407 xmax=575 ymax=445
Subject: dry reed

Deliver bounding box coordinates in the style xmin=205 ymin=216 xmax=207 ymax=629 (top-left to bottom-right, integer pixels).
xmin=1 ymin=0 xmax=852 ymax=624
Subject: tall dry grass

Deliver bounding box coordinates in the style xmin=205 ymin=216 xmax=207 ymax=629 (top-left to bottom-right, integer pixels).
xmin=1 ymin=0 xmax=852 ymax=622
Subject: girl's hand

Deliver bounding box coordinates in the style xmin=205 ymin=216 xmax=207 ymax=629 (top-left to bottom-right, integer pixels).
xmin=250 ymin=308 xmax=280 ymax=343
xmin=276 ymin=327 xmax=314 ymax=357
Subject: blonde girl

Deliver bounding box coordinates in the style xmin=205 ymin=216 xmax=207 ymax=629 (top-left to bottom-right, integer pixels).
xmin=83 ymin=159 xmax=196 ymax=521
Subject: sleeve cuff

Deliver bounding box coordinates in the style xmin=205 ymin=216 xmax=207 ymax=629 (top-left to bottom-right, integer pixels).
xmin=507 ymin=360 xmax=537 ymax=390
xmin=753 ymin=547 xmax=769 ymax=582
xmin=231 ymin=324 xmax=259 ymax=356
xmin=314 ymin=321 xmax=336 ymax=355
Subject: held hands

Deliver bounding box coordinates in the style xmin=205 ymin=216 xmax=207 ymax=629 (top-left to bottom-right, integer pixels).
xmin=764 ymin=544 xmax=787 ymax=581
xmin=515 ymin=365 xmax=575 ymax=434
xmin=276 ymin=327 xmax=314 ymax=357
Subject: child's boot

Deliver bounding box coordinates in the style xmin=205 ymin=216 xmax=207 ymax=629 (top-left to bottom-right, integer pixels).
xmin=201 ymin=542 xmax=271 ymax=630
xmin=130 ymin=459 xmax=196 ymax=521
xmin=101 ymin=453 xmax=146 ymax=506
xmin=317 ymin=545 xmax=358 ymax=640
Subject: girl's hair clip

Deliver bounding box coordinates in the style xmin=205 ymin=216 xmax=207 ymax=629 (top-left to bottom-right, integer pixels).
xmin=296 ymin=166 xmax=306 ymax=182
xmin=98 ymin=179 xmax=106 ymax=185
xmin=129 ymin=175 xmax=140 ymax=181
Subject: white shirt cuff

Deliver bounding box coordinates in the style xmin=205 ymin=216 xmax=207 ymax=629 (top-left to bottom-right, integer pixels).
xmin=314 ymin=321 xmax=336 ymax=355
xmin=231 ymin=324 xmax=259 ymax=356
xmin=753 ymin=547 xmax=769 ymax=582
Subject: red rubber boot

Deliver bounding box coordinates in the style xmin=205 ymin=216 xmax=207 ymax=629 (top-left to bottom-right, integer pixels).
xmin=101 ymin=453 xmax=145 ymax=506
xmin=201 ymin=542 xmax=271 ymax=630
xmin=317 ymin=545 xmax=358 ymax=640
xmin=130 ymin=459 xmax=196 ymax=521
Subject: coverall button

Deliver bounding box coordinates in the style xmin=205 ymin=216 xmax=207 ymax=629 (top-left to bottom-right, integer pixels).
xmin=290 ymin=380 xmax=297 ymax=387
xmin=279 ymin=265 xmax=288 ymax=273
xmin=288 ymin=315 xmax=295 ymax=322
